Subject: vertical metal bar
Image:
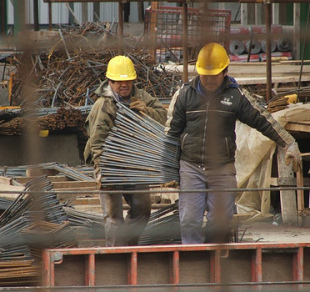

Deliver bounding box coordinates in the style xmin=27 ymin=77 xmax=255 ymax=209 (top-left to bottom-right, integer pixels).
xmin=33 ymin=0 xmax=39 ymax=31
xmin=210 ymin=250 xmax=221 ymax=283
xmin=42 ymin=250 xmax=55 ymax=286
xmin=170 ymin=251 xmax=180 ymax=284
xmin=48 ymin=2 xmax=52 ymax=31
xmin=85 ymin=254 xmax=95 ymax=286
xmin=182 ymin=2 xmax=188 ymax=83
xmin=118 ymin=1 xmax=124 ymax=55
xmin=265 ymin=3 xmax=272 ymax=103
xmin=293 ymin=247 xmax=304 ymax=281
xmin=149 ymin=1 xmax=158 ymax=61
xmin=252 ymin=248 xmax=262 ymax=282
xmin=0 ymin=0 xmax=6 ymax=36
xmin=13 ymin=0 xmax=25 ymax=41
xmin=128 ymin=252 xmax=138 ymax=285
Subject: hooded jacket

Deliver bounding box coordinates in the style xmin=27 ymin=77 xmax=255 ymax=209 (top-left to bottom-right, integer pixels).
xmin=165 ymin=75 xmax=294 ymax=169
xmin=84 ymin=80 xmax=167 ymax=165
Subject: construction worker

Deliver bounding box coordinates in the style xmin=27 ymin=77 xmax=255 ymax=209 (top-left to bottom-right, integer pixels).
xmin=165 ymin=43 xmax=302 ymax=244
xmin=84 ymin=55 xmax=167 ymax=246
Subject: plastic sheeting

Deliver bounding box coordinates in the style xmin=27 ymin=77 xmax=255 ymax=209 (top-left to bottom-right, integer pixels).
xmin=235 ymin=103 xmax=310 ymax=222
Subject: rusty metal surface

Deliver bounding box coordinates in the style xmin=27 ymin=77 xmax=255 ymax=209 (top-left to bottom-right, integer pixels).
xmin=43 ymin=0 xmax=310 ymax=3
xmin=42 ymin=242 xmax=310 ymax=288
xmin=2 ymin=284 xmax=310 ymax=292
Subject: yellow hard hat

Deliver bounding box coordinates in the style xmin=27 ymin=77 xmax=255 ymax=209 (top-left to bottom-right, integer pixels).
xmin=106 ymin=55 xmax=137 ymax=81
xmin=196 ymin=43 xmax=230 ymax=75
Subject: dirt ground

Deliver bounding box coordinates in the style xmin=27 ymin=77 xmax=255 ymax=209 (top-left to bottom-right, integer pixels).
xmin=238 ymin=221 xmax=310 ymax=243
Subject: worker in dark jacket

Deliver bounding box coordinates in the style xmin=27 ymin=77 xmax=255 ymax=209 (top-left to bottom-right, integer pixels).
xmin=165 ymin=43 xmax=301 ymax=244
xmin=84 ymin=55 xmax=167 ymax=246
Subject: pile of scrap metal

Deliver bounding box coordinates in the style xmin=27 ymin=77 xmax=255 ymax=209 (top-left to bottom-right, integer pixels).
xmin=0 ymin=23 xmax=182 ymax=139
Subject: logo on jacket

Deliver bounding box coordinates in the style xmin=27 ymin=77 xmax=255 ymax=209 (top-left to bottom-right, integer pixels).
xmin=221 ymin=96 xmax=233 ymax=106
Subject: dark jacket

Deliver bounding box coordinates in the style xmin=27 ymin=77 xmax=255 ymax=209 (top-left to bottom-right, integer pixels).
xmin=165 ymin=75 xmax=294 ymax=169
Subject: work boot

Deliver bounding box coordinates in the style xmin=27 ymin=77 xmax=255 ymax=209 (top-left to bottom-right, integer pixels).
xmin=203 ymin=222 xmax=230 ymax=243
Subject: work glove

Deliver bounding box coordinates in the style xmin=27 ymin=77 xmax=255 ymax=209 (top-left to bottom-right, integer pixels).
xmin=160 ymin=180 xmax=179 ymax=188
xmin=284 ymin=141 xmax=302 ymax=172
xmin=130 ymin=97 xmax=147 ymax=113
xmin=94 ymin=166 xmax=102 ymax=190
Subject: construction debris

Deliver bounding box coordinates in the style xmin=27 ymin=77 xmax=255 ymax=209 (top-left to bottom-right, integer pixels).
xmin=267 ymin=96 xmax=289 ymax=113
xmin=0 ymin=24 xmax=183 ymax=138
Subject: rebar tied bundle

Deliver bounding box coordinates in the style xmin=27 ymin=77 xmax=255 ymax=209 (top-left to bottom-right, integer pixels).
xmin=98 ymin=103 xmax=180 ymax=187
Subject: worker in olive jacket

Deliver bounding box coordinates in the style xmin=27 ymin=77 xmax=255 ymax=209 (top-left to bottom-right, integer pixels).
xmin=165 ymin=43 xmax=302 ymax=244
xmin=84 ymin=55 xmax=167 ymax=246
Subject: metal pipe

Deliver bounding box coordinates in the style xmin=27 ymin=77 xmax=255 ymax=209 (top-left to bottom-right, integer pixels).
xmin=265 ymin=3 xmax=272 ymax=103
xmin=182 ymin=2 xmax=188 ymax=83
xmin=118 ymin=1 xmax=124 ymax=55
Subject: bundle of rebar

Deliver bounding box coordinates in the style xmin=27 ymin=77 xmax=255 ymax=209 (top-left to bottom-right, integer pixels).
xmin=139 ymin=202 xmax=181 ymax=245
xmin=0 ymin=245 xmax=40 ymax=286
xmin=0 ymin=175 xmax=68 ymax=227
xmin=0 ymin=175 xmax=77 ymax=286
xmin=98 ymin=103 xmax=180 ymax=187
xmin=10 ymin=46 xmax=182 ymax=109
xmin=0 ymin=107 xmax=87 ymax=135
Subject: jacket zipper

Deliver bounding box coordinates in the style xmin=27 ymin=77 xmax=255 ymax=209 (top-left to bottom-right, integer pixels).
xmin=200 ymin=103 xmax=209 ymax=169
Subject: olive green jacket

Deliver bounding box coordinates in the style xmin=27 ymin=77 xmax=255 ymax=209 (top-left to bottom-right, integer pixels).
xmin=83 ymin=80 xmax=167 ymax=166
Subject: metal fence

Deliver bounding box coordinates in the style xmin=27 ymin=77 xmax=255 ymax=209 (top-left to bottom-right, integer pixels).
xmin=144 ymin=6 xmax=231 ymax=63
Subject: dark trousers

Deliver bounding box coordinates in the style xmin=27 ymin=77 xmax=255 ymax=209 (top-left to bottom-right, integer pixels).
xmin=100 ymin=189 xmax=151 ymax=246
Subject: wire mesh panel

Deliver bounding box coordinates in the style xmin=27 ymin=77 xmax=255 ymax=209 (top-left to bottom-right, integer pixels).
xmin=144 ymin=6 xmax=231 ymax=63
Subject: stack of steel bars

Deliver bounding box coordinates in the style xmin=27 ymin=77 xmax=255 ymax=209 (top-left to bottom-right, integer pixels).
xmin=0 ymin=175 xmax=68 ymax=227
xmin=139 ymin=202 xmax=181 ymax=245
xmin=0 ymin=175 xmax=76 ymax=286
xmin=98 ymin=103 xmax=180 ymax=187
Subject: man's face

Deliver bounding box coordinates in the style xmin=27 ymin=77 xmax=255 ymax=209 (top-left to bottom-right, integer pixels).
xmin=199 ymin=70 xmax=227 ymax=92
xmin=109 ymin=80 xmax=134 ymax=99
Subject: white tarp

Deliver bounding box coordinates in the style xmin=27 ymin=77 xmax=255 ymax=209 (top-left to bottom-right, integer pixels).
xmin=235 ymin=103 xmax=310 ymax=221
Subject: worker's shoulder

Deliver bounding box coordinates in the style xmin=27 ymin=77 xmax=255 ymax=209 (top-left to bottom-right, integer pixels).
xmin=93 ymin=95 xmax=110 ymax=106
xmin=134 ymin=86 xmax=153 ymax=99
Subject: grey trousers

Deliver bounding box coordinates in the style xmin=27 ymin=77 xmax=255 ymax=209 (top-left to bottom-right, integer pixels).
xmin=100 ymin=189 xmax=151 ymax=246
xmin=179 ymin=160 xmax=237 ymax=244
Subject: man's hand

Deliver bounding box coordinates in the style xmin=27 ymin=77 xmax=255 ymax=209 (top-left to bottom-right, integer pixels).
xmin=285 ymin=141 xmax=302 ymax=172
xmin=94 ymin=167 xmax=102 ymax=190
xmin=130 ymin=98 xmax=147 ymax=113
xmin=160 ymin=180 xmax=179 ymax=188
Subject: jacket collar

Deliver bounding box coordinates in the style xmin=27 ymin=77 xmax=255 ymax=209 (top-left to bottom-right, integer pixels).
xmin=190 ymin=75 xmax=239 ymax=95
xmin=95 ymin=79 xmax=136 ymax=104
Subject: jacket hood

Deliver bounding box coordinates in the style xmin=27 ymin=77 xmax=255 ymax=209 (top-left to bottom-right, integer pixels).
xmin=95 ymin=79 xmax=138 ymax=100
xmin=95 ymin=80 xmax=114 ymax=97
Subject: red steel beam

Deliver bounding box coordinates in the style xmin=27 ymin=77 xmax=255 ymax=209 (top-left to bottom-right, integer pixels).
xmin=85 ymin=254 xmax=95 ymax=286
xmin=43 ymin=0 xmax=310 ymax=3
xmin=42 ymin=242 xmax=310 ymax=287
xmin=252 ymin=248 xmax=262 ymax=282
xmin=129 ymin=252 xmax=138 ymax=285
xmin=170 ymin=251 xmax=180 ymax=284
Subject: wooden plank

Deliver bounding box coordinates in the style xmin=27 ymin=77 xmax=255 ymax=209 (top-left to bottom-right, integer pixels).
xmin=0 ymin=184 xmax=24 ymax=200
xmin=296 ymin=168 xmax=304 ymax=225
xmin=285 ymin=122 xmax=310 ymax=133
xmin=0 ymin=176 xmax=12 ymax=185
xmin=277 ymin=146 xmax=298 ymax=225
xmin=14 ymin=176 xmax=70 ymax=185
xmin=270 ymin=177 xmax=309 ymax=186
xmin=52 ymin=181 xmax=96 ymax=189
